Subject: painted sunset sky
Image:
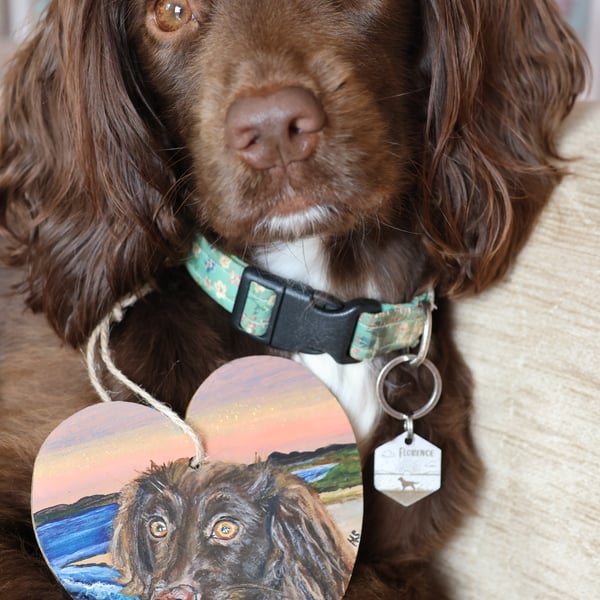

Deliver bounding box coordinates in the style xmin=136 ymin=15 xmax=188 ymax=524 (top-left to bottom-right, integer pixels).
xmin=32 ymin=356 xmax=356 ymax=511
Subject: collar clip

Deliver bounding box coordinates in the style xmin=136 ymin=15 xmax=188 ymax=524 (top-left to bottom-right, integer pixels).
xmin=232 ymin=266 xmax=381 ymax=364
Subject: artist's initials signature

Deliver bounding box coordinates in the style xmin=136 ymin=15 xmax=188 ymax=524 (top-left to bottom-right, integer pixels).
xmin=347 ymin=530 xmax=361 ymax=546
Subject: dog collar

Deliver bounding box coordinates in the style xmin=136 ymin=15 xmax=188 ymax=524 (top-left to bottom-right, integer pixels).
xmin=186 ymin=235 xmax=434 ymax=364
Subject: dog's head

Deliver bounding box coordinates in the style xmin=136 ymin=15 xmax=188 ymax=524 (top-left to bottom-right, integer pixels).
xmin=127 ymin=0 xmax=420 ymax=247
xmin=0 ymin=0 xmax=587 ymax=343
xmin=111 ymin=459 xmax=353 ymax=600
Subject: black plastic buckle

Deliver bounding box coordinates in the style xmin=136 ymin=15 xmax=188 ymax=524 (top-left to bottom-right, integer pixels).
xmin=231 ymin=267 xmax=381 ymax=364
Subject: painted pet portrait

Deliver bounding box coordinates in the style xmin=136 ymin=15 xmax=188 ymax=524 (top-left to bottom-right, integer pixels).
xmin=111 ymin=459 xmax=354 ymax=600
xmin=31 ymin=357 xmax=363 ymax=600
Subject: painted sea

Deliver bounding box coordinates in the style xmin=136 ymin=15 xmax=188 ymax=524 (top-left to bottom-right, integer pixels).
xmin=34 ymin=445 xmax=362 ymax=600
xmin=35 ymin=500 xmax=128 ymax=600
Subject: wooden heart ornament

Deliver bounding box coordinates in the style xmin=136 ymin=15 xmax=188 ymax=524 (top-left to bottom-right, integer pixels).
xmin=32 ymin=356 xmax=363 ymax=600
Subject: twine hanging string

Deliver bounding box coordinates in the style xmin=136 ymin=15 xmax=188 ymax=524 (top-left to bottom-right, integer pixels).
xmin=85 ymin=288 xmax=204 ymax=468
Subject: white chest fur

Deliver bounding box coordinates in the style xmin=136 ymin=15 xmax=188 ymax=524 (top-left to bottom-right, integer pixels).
xmin=253 ymin=239 xmax=382 ymax=443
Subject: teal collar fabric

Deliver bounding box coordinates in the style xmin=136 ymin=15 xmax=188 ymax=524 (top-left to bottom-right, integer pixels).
xmin=186 ymin=234 xmax=434 ymax=364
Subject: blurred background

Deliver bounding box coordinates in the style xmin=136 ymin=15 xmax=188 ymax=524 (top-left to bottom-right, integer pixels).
xmin=1 ymin=0 xmax=599 ymax=98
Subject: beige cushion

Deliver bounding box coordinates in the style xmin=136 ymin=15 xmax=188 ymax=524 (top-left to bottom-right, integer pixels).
xmin=439 ymin=102 xmax=600 ymax=598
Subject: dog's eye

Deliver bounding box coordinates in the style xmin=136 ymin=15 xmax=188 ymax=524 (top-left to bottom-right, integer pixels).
xmin=211 ymin=519 xmax=239 ymax=541
xmin=148 ymin=517 xmax=169 ymax=538
xmin=154 ymin=0 xmax=195 ymax=32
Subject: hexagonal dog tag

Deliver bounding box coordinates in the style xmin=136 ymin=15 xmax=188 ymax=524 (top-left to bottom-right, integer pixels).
xmin=374 ymin=433 xmax=441 ymax=506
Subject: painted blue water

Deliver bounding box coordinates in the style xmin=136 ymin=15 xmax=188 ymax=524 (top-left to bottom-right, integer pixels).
xmin=36 ymin=503 xmax=134 ymax=600
xmin=292 ymin=462 xmax=337 ymax=483
xmin=37 ymin=503 xmax=118 ymax=568
xmin=58 ymin=565 xmax=129 ymax=600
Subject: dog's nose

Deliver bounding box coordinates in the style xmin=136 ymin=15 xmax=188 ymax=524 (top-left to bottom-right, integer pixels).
xmin=225 ymin=86 xmax=326 ymax=170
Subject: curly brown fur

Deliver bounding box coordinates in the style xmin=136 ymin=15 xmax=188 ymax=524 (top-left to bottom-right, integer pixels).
xmin=0 ymin=0 xmax=587 ymax=598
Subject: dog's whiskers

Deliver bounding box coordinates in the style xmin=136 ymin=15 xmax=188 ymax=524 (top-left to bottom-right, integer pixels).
xmin=379 ymin=221 xmax=420 ymax=236
xmin=377 ymin=87 xmax=427 ymax=102
xmin=222 ymin=583 xmax=283 ymax=598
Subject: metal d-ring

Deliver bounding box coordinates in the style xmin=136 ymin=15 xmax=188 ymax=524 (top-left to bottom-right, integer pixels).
xmin=409 ymin=298 xmax=433 ymax=367
xmin=376 ymin=354 xmax=442 ymax=422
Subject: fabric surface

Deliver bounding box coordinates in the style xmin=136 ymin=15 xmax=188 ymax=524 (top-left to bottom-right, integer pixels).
xmin=438 ymin=101 xmax=600 ymax=599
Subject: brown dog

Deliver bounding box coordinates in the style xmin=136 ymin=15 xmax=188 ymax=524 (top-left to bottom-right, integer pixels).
xmin=0 ymin=1 xmax=586 ymax=598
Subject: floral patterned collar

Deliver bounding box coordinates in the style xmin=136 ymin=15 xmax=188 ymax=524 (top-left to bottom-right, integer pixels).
xmin=186 ymin=234 xmax=434 ymax=364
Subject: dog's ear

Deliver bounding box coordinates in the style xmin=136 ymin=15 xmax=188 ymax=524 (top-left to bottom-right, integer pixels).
xmin=417 ymin=1 xmax=587 ymax=296
xmin=110 ymin=461 xmax=190 ymax=596
xmin=266 ymin=473 xmax=353 ymax=598
xmin=0 ymin=1 xmax=189 ymax=345
xmin=110 ymin=479 xmax=147 ymax=597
